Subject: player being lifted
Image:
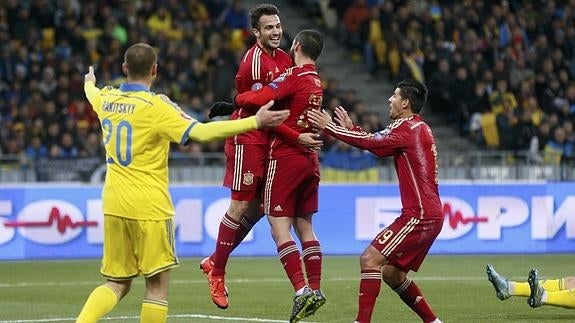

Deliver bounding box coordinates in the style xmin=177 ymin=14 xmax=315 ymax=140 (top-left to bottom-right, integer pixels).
xmin=234 ymin=29 xmax=327 ymax=323
xmin=199 ymin=3 xmax=321 ymax=310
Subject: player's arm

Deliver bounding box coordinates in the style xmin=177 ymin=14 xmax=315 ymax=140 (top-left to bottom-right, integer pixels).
xmin=307 ymin=109 xmax=396 ymax=155
xmin=83 ymin=66 xmax=102 ymax=115
xmin=235 ymin=72 xmax=298 ymax=111
xmin=235 ymin=86 xmax=278 ymax=110
xmin=188 ymin=101 xmax=288 ymax=142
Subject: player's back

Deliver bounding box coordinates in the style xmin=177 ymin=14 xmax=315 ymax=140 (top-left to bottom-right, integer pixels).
xmin=90 ymin=84 xmax=193 ymax=220
xmin=269 ymin=64 xmax=323 ymax=158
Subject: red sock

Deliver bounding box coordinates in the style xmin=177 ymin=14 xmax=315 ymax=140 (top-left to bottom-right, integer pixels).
xmin=278 ymin=241 xmax=306 ymax=291
xmin=212 ymin=214 xmax=240 ymax=276
xmin=394 ymin=278 xmax=437 ymax=323
xmin=355 ymin=270 xmax=381 ymax=323
xmin=302 ymin=240 xmax=322 ymax=290
xmin=231 ymin=217 xmax=255 ymax=249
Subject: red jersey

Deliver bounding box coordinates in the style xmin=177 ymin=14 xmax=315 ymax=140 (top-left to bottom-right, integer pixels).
xmin=324 ymin=115 xmax=443 ymax=219
xmin=235 ymin=64 xmax=323 ymax=158
xmin=230 ymin=43 xmax=292 ymax=145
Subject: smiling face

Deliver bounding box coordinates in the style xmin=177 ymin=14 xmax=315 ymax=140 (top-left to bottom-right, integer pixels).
xmin=254 ymin=14 xmax=282 ymax=52
xmin=388 ymin=87 xmax=409 ymax=120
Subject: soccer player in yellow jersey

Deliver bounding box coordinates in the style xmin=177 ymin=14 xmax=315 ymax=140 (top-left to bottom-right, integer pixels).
xmin=76 ymin=43 xmax=289 ymax=323
xmin=487 ymin=264 xmax=575 ymax=309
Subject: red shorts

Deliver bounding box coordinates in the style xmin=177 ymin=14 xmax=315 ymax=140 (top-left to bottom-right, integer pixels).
xmin=370 ymin=216 xmax=442 ymax=272
xmin=263 ymin=154 xmax=320 ymax=217
xmin=223 ymin=143 xmax=267 ymax=201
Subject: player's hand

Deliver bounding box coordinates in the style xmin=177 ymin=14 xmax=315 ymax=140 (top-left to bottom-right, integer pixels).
xmin=84 ymin=66 xmax=96 ymax=83
xmin=255 ymin=100 xmax=289 ymax=128
xmin=297 ymin=132 xmax=323 ymax=150
xmin=208 ymin=101 xmax=234 ymax=119
xmin=334 ymin=106 xmax=353 ymax=129
xmin=307 ymin=109 xmax=332 ymax=130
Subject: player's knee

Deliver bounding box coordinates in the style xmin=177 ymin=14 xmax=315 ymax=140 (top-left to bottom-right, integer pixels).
xmin=107 ymin=280 xmax=132 ymax=299
xmin=359 ymin=246 xmax=386 ymax=270
xmin=227 ymin=200 xmax=250 ymax=219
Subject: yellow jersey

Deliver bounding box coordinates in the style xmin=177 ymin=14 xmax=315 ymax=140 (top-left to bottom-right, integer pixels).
xmin=84 ymin=82 xmax=258 ymax=220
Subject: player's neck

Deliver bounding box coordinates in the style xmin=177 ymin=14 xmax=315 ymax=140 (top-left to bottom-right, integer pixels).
xmin=126 ymin=78 xmax=152 ymax=89
xmin=294 ymin=56 xmax=314 ymax=67
xmin=257 ymin=41 xmax=275 ymax=56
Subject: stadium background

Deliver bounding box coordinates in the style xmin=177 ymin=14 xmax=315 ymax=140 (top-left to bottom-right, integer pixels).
xmin=0 ymin=0 xmax=574 ymax=322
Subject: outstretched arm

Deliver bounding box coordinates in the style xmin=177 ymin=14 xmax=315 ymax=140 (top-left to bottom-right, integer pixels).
xmin=188 ymin=100 xmax=289 ymax=143
xmin=307 ymin=109 xmax=395 ymax=154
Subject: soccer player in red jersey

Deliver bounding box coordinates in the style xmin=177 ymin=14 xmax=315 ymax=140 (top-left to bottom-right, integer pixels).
xmin=200 ymin=4 xmax=294 ymax=310
xmin=308 ymin=79 xmax=444 ymax=323
xmin=234 ymin=29 xmax=326 ymax=323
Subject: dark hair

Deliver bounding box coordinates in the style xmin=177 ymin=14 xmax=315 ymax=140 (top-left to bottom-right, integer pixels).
xmin=293 ymin=29 xmax=323 ymax=61
xmin=397 ymin=79 xmax=428 ymax=114
xmin=249 ymin=4 xmax=280 ymax=29
xmin=124 ymin=43 xmax=157 ymax=79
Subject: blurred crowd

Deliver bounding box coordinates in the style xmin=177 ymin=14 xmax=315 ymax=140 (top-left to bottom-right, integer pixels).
xmin=0 ymin=0 xmax=381 ymax=165
xmin=307 ymin=0 xmax=575 ymax=165
xmin=7 ymin=0 xmax=574 ymax=168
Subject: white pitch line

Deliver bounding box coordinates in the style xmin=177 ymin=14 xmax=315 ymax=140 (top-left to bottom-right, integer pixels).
xmin=0 ymin=276 xmax=499 ymax=289
xmin=0 ymin=313 xmax=316 ymax=323
xmin=0 ymin=276 xmax=496 ymax=290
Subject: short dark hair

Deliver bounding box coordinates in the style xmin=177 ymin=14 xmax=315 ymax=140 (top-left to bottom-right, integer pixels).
xmin=124 ymin=43 xmax=157 ymax=79
xmin=294 ymin=29 xmax=323 ymax=61
xmin=397 ymin=79 xmax=428 ymax=114
xmin=250 ymin=4 xmax=280 ymax=29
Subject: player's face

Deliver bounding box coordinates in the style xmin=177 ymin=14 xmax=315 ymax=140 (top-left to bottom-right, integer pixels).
xmin=255 ymin=14 xmax=282 ymax=51
xmin=388 ymin=88 xmax=408 ymax=120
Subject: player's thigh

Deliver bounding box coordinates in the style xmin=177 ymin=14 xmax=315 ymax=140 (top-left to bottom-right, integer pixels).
xmin=224 ymin=143 xmax=267 ymax=197
xmin=101 ymin=215 xmax=138 ymax=280
xmin=370 ymin=217 xmax=442 ymax=272
xmin=137 ymin=218 xmax=179 ymax=277
xmin=294 ymin=156 xmax=320 ymax=216
xmin=263 ymin=154 xmax=319 ymax=216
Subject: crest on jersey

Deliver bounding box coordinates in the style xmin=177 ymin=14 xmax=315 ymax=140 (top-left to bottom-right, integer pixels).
xmin=243 ymin=172 xmax=254 ymax=185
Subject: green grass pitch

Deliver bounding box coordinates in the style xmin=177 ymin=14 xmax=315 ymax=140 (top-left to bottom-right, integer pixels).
xmin=0 ymin=255 xmax=573 ymax=322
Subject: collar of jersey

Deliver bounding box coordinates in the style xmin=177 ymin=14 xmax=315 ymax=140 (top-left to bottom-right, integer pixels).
xmin=120 ymin=83 xmax=150 ymax=92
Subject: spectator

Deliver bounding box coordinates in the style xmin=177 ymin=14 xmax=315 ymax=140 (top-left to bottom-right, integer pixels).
xmin=343 ymin=0 xmax=370 ymax=54
xmin=544 ymin=126 xmax=569 ymax=165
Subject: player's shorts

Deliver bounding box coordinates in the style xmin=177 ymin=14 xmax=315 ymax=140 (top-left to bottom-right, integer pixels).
xmin=263 ymin=153 xmax=320 ymax=217
xmin=223 ymin=143 xmax=268 ymax=201
xmin=101 ymin=215 xmax=179 ymax=280
xmin=370 ymin=216 xmax=443 ymax=272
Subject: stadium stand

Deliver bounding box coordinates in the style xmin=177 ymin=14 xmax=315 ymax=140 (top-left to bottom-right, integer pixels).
xmin=1 ymin=0 xmax=575 ymax=181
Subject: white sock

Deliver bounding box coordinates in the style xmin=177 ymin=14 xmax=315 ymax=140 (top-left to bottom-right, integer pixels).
xmin=430 ymin=319 xmax=443 ymax=323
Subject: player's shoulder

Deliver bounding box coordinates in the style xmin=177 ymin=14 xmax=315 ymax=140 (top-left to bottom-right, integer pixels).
xmin=151 ymin=93 xmax=181 ymax=110
xmin=275 ymin=48 xmax=291 ymax=59
xmin=100 ymin=85 xmax=117 ymax=93
xmin=391 ymin=115 xmax=430 ymax=132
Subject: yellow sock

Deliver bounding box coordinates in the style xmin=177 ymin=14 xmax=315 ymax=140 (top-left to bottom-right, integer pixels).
xmin=511 ymin=282 xmax=531 ymax=297
xmin=541 ymin=278 xmax=565 ymax=292
xmin=76 ymin=285 xmax=118 ymax=323
xmin=545 ymin=289 xmax=575 ymax=309
xmin=140 ymin=299 xmax=168 ymax=323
